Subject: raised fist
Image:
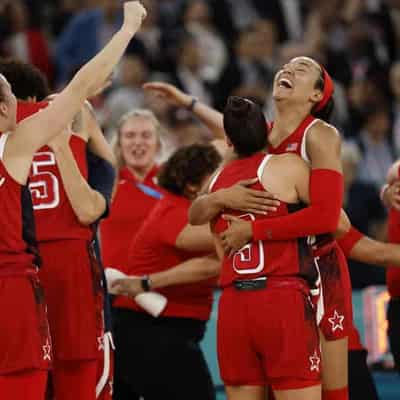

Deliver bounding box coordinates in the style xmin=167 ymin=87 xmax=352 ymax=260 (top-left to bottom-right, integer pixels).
xmin=123 ymin=1 xmax=147 ymax=35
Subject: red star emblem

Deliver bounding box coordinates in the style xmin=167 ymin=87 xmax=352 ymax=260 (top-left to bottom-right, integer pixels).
xmin=328 ymin=310 xmax=344 ymax=332
xmin=309 ymin=350 xmax=320 ymax=372
xmin=42 ymin=339 xmax=51 ymax=361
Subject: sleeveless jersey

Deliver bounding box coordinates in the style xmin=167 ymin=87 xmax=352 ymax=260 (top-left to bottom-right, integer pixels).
xmin=268 ymin=115 xmax=334 ymax=249
xmin=16 ymin=100 xmax=93 ymax=242
xmin=0 ymin=134 xmax=40 ymax=271
xmin=210 ymin=152 xmax=316 ymax=287
xmin=29 ymin=135 xmax=92 ymax=242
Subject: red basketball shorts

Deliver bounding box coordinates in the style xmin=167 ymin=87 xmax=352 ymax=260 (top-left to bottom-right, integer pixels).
xmin=217 ymin=281 xmax=321 ymax=390
xmin=314 ymin=242 xmax=352 ymax=341
xmin=0 ymin=272 xmax=52 ymax=374
xmin=38 ymin=240 xmax=104 ymax=361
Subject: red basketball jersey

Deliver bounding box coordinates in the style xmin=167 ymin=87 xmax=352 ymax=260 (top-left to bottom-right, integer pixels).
xmin=16 ymin=101 xmax=93 ymax=242
xmin=268 ymin=115 xmax=334 ymax=249
xmin=387 ymin=209 xmax=400 ymax=297
xmin=210 ymin=152 xmax=316 ymax=287
xmin=0 ymin=134 xmax=40 ymax=272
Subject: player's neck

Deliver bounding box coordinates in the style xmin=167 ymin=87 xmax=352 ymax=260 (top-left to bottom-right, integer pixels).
xmin=272 ymin=104 xmax=311 ymax=139
xmin=127 ymin=164 xmax=154 ymax=182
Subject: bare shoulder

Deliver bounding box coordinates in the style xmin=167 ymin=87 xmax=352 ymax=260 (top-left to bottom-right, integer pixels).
xmin=307 ymin=120 xmax=341 ymax=148
xmin=272 ymin=153 xmax=309 ymax=170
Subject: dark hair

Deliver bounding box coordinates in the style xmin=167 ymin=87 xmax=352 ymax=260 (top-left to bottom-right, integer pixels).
xmin=311 ymin=70 xmax=334 ymax=122
xmin=158 ymin=144 xmax=221 ymax=196
xmin=0 ymin=59 xmax=49 ymax=101
xmin=223 ymin=96 xmax=268 ymax=157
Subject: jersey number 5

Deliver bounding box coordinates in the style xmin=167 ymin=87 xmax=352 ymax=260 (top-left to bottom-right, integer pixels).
xmin=232 ymin=213 xmax=265 ymax=275
xmin=29 ymin=152 xmax=60 ymax=210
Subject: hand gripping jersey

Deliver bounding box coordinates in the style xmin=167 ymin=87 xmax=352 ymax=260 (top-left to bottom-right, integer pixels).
xmin=210 ymin=152 xmax=316 ymax=287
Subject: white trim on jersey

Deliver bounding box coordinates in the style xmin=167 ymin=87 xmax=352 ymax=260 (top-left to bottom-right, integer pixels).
xmin=256 ymin=154 xmax=273 ymax=183
xmin=207 ymin=167 xmax=223 ymax=193
xmin=313 ymin=256 xmax=325 ymax=326
xmin=300 ymin=119 xmax=320 ymax=163
xmin=0 ymin=133 xmax=9 ymax=160
xmin=96 ymin=331 xmax=115 ymax=398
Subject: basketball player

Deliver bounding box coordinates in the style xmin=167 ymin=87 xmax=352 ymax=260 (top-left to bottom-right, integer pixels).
xmin=0 ymin=1 xmax=147 ymax=398
xmin=210 ymin=96 xmax=324 ymax=400
xmin=147 ymin=59 xmax=350 ymax=400
xmin=0 ymin=58 xmax=117 ymax=399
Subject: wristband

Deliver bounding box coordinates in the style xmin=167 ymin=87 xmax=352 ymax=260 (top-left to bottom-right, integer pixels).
xmin=187 ymin=97 xmax=198 ymax=112
xmin=140 ymin=275 xmax=152 ymax=292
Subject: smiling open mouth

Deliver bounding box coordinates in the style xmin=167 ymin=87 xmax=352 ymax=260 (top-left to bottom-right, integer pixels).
xmin=278 ymin=78 xmax=293 ymax=89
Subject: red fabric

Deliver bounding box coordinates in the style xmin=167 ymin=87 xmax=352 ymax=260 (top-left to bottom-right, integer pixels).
xmin=113 ymin=192 xmax=215 ymax=321
xmin=253 ymin=169 xmax=343 ymax=241
xmin=38 ymin=240 xmax=103 ymax=361
xmin=348 ymin=324 xmax=364 ymax=351
xmin=53 ymin=360 xmax=97 ymax=400
xmin=0 ymin=275 xmax=52 ymax=374
xmin=96 ymin=344 xmax=114 ymax=400
xmin=17 ymin=101 xmax=93 ymax=242
xmin=218 ymin=283 xmax=320 ymax=389
xmin=0 ymin=159 xmax=38 ymax=269
xmin=210 ymin=153 xmax=316 ymax=288
xmin=336 ymin=226 xmax=363 ymax=258
xmin=315 ymin=67 xmax=334 ymax=112
xmin=26 ymin=30 xmax=53 ymax=83
xmin=268 ymin=115 xmax=315 ymax=154
xmin=0 ymin=370 xmax=47 ymax=399
xmin=317 ymin=243 xmax=352 ymax=340
xmin=100 ymin=166 xmax=161 ymax=269
xmin=322 ymin=387 xmax=349 ymax=400
xmin=387 ymin=207 xmax=400 ymax=297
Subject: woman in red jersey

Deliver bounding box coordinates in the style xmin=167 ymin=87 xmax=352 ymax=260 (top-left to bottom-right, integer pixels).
xmin=100 ymin=109 xmax=163 ymax=271
xmin=146 ymin=58 xmax=350 ymax=400
xmin=0 ymin=2 xmax=147 ymax=399
xmin=208 ymin=97 xmax=325 ymax=400
xmin=110 ymin=144 xmax=221 ymax=400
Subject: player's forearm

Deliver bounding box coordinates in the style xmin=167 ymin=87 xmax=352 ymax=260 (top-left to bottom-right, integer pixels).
xmin=149 ymin=256 xmax=220 ymax=289
xmin=188 ymin=191 xmax=226 ymax=225
xmin=191 ymin=101 xmax=225 ymax=139
xmin=54 ymin=145 xmax=106 ymax=225
xmin=83 ymin=102 xmax=116 ymax=167
xmin=253 ymin=169 xmax=343 ymax=241
xmin=349 ymin=237 xmax=400 ymax=268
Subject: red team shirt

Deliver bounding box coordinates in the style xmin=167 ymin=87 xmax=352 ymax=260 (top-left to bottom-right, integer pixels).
xmin=210 ymin=153 xmax=316 ymax=286
xmin=114 ymin=192 xmax=215 ymax=321
xmin=100 ymin=166 xmax=161 ymax=269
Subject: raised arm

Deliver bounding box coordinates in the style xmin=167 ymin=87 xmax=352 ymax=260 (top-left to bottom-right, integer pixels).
xmin=143 ymin=82 xmax=225 ymax=139
xmin=4 ymin=1 xmax=146 ymax=184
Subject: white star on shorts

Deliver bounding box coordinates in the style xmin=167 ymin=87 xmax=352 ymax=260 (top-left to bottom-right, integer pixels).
xmin=328 ymin=310 xmax=345 ymax=332
xmin=309 ymin=350 xmax=320 ymax=372
xmin=42 ymin=339 xmax=51 ymax=361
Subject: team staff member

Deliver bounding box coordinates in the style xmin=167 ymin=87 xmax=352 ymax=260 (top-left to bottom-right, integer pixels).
xmin=211 ymin=97 xmax=323 ymax=400
xmin=111 ymin=144 xmax=221 ymax=400
xmin=100 ymin=109 xmax=164 ymax=271
xmin=0 ymin=58 xmax=117 ymax=399
xmin=0 ymin=1 xmax=147 ymax=397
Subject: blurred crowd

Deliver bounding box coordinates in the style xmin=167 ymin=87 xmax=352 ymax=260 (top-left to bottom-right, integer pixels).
xmin=2 ymin=0 xmax=400 ymax=287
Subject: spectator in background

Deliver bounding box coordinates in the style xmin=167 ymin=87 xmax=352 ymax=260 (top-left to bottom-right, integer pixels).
xmin=341 ymin=141 xmax=386 ymax=288
xmin=100 ymin=109 xmax=163 ymax=273
xmin=1 ymin=0 xmax=53 ymax=83
xmin=352 ymin=106 xmax=395 ymax=188
xmin=173 ymin=32 xmax=213 ymax=105
xmin=105 ymin=54 xmax=148 ymax=133
xmin=181 ymin=0 xmax=228 ymax=84
xmin=55 ymin=0 xmax=122 ymax=85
